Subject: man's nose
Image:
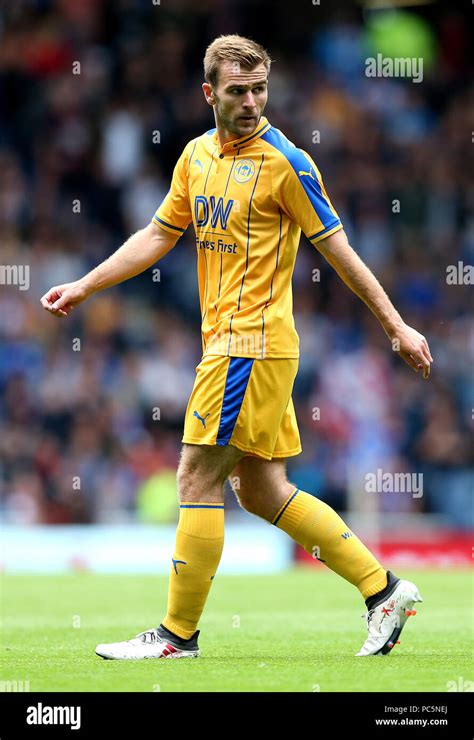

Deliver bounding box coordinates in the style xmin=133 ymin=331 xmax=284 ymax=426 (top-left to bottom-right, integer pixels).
xmin=242 ymin=91 xmax=256 ymax=109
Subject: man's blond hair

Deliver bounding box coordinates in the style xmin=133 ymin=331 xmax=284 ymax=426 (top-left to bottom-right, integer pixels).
xmin=204 ymin=34 xmax=271 ymax=88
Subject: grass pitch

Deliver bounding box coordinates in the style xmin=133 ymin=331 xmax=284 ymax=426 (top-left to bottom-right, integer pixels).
xmin=1 ymin=567 xmax=472 ymax=692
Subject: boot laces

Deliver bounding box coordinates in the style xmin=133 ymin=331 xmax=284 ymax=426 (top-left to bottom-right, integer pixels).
xmin=135 ymin=628 xmax=162 ymax=644
xmin=361 ymin=608 xmax=376 ymax=628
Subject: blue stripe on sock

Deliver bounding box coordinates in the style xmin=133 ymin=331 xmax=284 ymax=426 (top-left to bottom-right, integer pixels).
xmin=179 ymin=504 xmax=224 ymax=509
xmin=272 ymin=488 xmax=299 ymax=525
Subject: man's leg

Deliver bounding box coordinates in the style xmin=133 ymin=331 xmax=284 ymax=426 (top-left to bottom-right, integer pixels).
xmin=229 ymin=456 xmax=388 ymax=599
xmin=95 ymin=442 xmax=245 ymax=660
xmin=228 ymin=456 xmax=422 ymax=657
xmin=160 ymin=442 xmax=245 ymax=641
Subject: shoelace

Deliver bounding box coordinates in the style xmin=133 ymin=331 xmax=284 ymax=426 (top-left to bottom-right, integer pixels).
xmin=361 ymin=609 xmax=376 ymax=628
xmin=135 ymin=628 xmax=162 ymax=644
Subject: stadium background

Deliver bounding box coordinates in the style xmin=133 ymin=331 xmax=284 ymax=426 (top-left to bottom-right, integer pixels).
xmin=0 ymin=0 xmax=472 ymax=576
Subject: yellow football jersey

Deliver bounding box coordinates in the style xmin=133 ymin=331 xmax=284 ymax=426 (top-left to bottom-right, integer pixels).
xmin=152 ymin=115 xmax=343 ymax=358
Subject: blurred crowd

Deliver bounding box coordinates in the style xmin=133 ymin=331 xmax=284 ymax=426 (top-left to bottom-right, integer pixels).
xmin=0 ymin=1 xmax=472 ymax=527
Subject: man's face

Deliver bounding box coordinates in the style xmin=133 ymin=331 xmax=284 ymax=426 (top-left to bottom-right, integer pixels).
xmin=204 ymin=61 xmax=268 ymax=138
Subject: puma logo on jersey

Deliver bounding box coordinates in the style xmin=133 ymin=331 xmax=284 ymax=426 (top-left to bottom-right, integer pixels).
xmin=195 ymin=159 xmax=204 ymax=172
xmin=193 ymin=410 xmax=210 ymax=428
xmin=298 ymin=167 xmax=316 ymax=180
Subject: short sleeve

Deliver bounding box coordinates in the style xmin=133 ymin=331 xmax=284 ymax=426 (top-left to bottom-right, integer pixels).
xmin=152 ymin=142 xmax=193 ymax=235
xmin=272 ymin=147 xmax=343 ymax=244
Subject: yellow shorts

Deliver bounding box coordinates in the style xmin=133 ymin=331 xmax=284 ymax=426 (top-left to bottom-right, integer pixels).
xmin=182 ymin=354 xmax=302 ymax=461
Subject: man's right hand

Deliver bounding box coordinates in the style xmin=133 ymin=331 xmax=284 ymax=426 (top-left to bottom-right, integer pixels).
xmin=40 ymin=280 xmax=90 ymax=318
xmin=40 ymin=224 xmax=180 ymax=318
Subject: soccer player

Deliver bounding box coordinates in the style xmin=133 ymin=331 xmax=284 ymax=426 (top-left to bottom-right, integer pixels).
xmin=41 ymin=35 xmax=431 ymax=659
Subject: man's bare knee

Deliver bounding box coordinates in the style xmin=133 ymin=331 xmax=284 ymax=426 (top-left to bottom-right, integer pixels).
xmin=229 ymin=457 xmax=294 ymax=520
xmin=177 ymin=444 xmax=244 ymax=502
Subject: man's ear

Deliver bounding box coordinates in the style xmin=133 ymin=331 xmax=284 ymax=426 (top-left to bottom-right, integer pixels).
xmin=202 ymin=82 xmax=216 ymax=106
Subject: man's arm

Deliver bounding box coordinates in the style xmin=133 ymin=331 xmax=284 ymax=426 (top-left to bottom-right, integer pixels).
xmin=315 ymin=228 xmax=433 ymax=378
xmin=41 ymin=223 xmax=179 ymax=317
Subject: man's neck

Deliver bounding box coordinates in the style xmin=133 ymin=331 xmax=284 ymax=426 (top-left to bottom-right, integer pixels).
xmin=214 ymin=116 xmax=262 ymax=148
xmin=216 ymin=124 xmax=243 ymax=148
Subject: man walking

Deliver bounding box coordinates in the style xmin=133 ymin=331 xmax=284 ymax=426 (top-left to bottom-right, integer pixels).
xmin=41 ymin=35 xmax=430 ymax=659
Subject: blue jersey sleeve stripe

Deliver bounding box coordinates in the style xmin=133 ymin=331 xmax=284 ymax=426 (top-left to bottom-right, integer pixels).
xmin=261 ymin=128 xmax=341 ymax=231
xmin=153 ymin=216 xmax=185 ymax=233
xmin=308 ymin=222 xmax=343 ymax=242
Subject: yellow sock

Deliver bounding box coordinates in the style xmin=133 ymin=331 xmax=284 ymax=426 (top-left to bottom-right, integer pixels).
xmin=273 ymin=488 xmax=387 ymax=598
xmin=162 ymin=502 xmax=224 ymax=639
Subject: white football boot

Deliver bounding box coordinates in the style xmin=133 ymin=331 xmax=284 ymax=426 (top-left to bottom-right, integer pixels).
xmin=356 ymin=576 xmax=423 ymax=656
xmin=95 ymin=626 xmax=201 ymax=660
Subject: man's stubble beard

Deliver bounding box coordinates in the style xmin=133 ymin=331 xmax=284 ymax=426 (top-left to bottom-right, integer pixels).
xmin=214 ymin=98 xmax=263 ymax=137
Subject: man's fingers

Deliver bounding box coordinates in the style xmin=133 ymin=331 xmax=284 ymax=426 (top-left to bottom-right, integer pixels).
xmin=399 ymin=351 xmax=419 ymax=371
xmin=40 ymin=290 xmax=71 ymax=317
xmin=395 ymin=327 xmax=433 ymax=378
xmin=406 ymin=346 xmax=432 ymax=379
xmin=421 ymin=345 xmax=433 ymax=367
xmin=48 ymin=306 xmax=67 ymax=317
xmin=418 ymin=361 xmax=430 ymax=379
xmin=41 ymin=293 xmax=56 ymax=309
xmin=417 ymin=346 xmax=432 ymax=379
xmin=50 ymin=293 xmax=68 ymax=310
xmin=400 ymin=350 xmax=431 ymax=379
xmin=41 ymin=289 xmax=61 ymax=308
xmin=423 ymin=340 xmax=433 ymax=363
